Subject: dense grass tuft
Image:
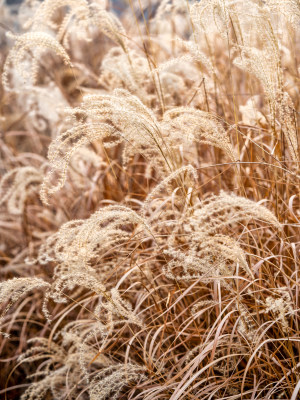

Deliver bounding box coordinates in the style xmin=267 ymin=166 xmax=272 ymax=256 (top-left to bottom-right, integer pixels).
xmin=0 ymin=1 xmax=300 ymax=399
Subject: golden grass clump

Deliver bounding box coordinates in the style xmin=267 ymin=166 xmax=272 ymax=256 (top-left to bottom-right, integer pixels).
xmin=0 ymin=0 xmax=300 ymax=399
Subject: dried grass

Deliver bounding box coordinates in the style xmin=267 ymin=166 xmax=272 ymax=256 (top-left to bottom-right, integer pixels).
xmin=0 ymin=0 xmax=300 ymax=399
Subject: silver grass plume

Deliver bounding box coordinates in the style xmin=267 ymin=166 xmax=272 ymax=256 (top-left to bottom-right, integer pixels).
xmin=27 ymin=0 xmax=128 ymax=52
xmin=264 ymin=287 xmax=294 ymax=333
xmin=2 ymin=32 xmax=72 ymax=90
xmin=89 ymin=363 xmax=147 ymax=400
xmin=0 ymin=278 xmax=50 ymax=337
xmin=37 ymin=205 xmax=146 ymax=268
xmin=162 ymin=107 xmax=237 ymax=161
xmin=40 ymin=89 xmax=173 ymax=202
xmin=0 ymin=166 xmax=43 ymax=215
xmin=162 ymin=191 xmax=280 ymax=282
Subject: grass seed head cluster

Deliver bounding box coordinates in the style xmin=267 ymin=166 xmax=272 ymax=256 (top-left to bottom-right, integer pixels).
xmin=0 ymin=0 xmax=300 ymax=399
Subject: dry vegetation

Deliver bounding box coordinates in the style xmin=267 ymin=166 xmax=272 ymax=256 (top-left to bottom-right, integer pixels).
xmin=0 ymin=0 xmax=300 ymax=399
